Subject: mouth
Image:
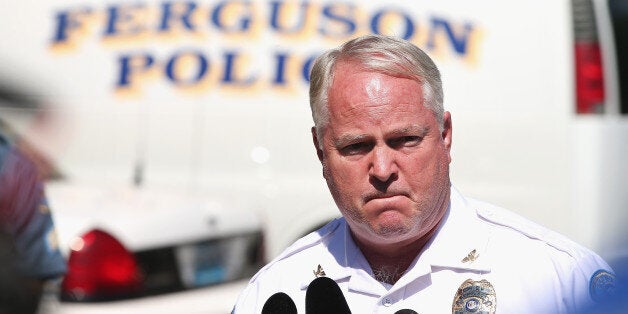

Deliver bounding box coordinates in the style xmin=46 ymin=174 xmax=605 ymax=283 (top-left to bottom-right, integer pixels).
xmin=364 ymin=192 xmax=408 ymax=204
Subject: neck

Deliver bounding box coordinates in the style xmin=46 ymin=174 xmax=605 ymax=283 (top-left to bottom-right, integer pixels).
xmin=352 ymin=216 xmax=444 ymax=285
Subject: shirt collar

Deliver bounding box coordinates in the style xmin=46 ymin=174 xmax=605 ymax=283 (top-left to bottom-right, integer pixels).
xmin=299 ymin=186 xmax=491 ymax=295
xmin=299 ymin=220 xmax=388 ymax=296
xmin=298 ymin=220 xmax=358 ymax=290
xmin=421 ymin=186 xmax=492 ymax=272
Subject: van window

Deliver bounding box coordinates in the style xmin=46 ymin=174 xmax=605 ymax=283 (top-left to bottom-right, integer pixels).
xmin=609 ymin=0 xmax=628 ymax=114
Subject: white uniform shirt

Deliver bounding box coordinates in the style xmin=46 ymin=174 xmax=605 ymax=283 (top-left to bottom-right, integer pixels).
xmin=233 ymin=187 xmax=613 ymax=313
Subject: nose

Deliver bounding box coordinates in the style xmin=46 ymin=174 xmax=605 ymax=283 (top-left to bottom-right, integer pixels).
xmin=368 ymin=145 xmax=398 ymax=184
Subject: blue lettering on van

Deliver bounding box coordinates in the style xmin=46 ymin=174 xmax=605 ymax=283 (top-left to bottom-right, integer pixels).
xmin=370 ymin=9 xmax=414 ymax=40
xmin=428 ymin=17 xmax=473 ymax=55
xmin=211 ymin=1 xmax=253 ymax=33
xmin=104 ymin=5 xmax=145 ymax=36
xmin=270 ymin=0 xmax=309 ymax=33
xmin=52 ymin=1 xmax=477 ymax=56
xmin=159 ymin=1 xmax=197 ymax=32
xmin=117 ymin=53 xmax=155 ymax=87
xmin=52 ymin=8 xmax=92 ymax=43
xmin=302 ymin=55 xmax=316 ymax=83
xmin=319 ymin=3 xmax=357 ymax=37
xmin=115 ymin=50 xmax=322 ymax=89
xmin=273 ymin=52 xmax=288 ymax=85
xmin=166 ymin=51 xmax=209 ymax=85
xmin=51 ymin=1 xmax=481 ymax=93
xmin=221 ymin=51 xmax=256 ymax=85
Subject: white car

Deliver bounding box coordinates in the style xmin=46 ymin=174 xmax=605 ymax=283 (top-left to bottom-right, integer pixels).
xmin=38 ymin=182 xmax=264 ymax=314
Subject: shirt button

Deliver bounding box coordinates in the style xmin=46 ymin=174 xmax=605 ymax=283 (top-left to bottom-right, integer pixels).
xmin=382 ymin=297 xmax=393 ymax=307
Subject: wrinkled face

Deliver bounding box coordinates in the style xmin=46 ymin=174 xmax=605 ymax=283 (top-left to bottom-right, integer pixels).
xmin=313 ymin=61 xmax=452 ymax=247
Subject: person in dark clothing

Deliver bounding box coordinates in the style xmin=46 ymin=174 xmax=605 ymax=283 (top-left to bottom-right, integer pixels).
xmin=0 ymin=131 xmax=66 ymax=314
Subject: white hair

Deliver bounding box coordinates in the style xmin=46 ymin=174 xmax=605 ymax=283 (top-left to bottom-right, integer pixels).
xmin=309 ymin=35 xmax=444 ymax=143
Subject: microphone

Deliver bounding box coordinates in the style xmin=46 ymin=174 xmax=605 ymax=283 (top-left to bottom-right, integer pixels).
xmin=395 ymin=310 xmax=418 ymax=314
xmin=261 ymin=292 xmax=297 ymax=314
xmin=305 ymin=276 xmax=351 ymax=314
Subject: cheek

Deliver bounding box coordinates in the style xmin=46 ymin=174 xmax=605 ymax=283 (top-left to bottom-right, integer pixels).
xmin=324 ymin=160 xmax=364 ymax=199
xmin=402 ymin=152 xmax=448 ymax=187
xmin=328 ymin=160 xmax=360 ymax=185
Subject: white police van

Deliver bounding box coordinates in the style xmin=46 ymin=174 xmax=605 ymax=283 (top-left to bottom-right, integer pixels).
xmin=0 ymin=0 xmax=627 ymax=312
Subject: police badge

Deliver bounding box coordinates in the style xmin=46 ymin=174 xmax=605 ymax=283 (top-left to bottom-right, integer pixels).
xmin=452 ymin=279 xmax=496 ymax=314
xmin=589 ymin=269 xmax=616 ymax=302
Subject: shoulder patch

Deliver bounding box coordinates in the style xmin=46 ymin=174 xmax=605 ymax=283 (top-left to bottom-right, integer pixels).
xmin=589 ymin=269 xmax=616 ymax=302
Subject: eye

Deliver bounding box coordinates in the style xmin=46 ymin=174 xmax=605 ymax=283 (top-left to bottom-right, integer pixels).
xmin=389 ymin=136 xmax=422 ymax=148
xmin=339 ymin=142 xmax=372 ymax=156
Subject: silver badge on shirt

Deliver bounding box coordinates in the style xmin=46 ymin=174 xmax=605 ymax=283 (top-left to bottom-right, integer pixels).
xmin=452 ymin=279 xmax=496 ymax=314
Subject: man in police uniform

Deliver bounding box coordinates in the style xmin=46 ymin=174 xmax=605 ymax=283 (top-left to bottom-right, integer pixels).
xmin=0 ymin=127 xmax=67 ymax=314
xmin=233 ymin=35 xmax=615 ymax=313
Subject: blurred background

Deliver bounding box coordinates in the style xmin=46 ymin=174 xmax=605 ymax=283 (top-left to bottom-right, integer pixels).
xmin=0 ymin=0 xmax=626 ymax=313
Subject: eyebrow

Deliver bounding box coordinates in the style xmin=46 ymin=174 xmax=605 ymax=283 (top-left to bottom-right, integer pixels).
xmin=333 ymin=133 xmax=370 ymax=148
xmin=388 ymin=125 xmax=429 ymax=137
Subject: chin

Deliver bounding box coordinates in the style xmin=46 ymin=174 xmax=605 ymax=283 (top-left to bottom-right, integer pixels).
xmin=372 ymin=228 xmax=410 ymax=241
xmin=371 ymin=214 xmax=425 ymax=240
xmin=369 ymin=221 xmax=415 ymax=240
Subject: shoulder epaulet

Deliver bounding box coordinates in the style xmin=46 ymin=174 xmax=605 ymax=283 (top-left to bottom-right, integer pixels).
xmin=248 ymin=217 xmax=343 ymax=283
xmin=473 ymin=199 xmax=587 ymax=260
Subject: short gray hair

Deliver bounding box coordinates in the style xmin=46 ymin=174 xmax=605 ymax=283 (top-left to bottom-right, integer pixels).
xmin=309 ymin=35 xmax=444 ymax=140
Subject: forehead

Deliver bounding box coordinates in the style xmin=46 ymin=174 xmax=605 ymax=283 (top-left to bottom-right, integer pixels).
xmin=327 ymin=62 xmax=427 ymax=124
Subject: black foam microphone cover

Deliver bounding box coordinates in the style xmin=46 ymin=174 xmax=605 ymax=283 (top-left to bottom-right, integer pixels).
xmin=305 ymin=276 xmax=351 ymax=314
xmin=261 ymin=292 xmax=297 ymax=314
xmin=395 ymin=310 xmax=418 ymax=314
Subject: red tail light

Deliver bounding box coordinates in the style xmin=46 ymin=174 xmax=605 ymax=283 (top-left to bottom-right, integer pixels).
xmin=572 ymin=0 xmax=605 ymax=114
xmin=575 ymin=42 xmax=605 ymax=113
xmin=61 ymin=229 xmax=144 ymax=301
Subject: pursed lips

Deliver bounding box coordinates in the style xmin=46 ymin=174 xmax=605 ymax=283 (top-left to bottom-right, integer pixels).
xmin=363 ymin=192 xmax=409 ymax=204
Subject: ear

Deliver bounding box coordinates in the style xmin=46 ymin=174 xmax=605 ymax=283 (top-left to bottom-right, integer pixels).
xmin=312 ymin=126 xmax=324 ymax=163
xmin=441 ymin=111 xmax=452 ymax=162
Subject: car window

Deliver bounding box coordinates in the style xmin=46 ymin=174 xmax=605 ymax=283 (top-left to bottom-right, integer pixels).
xmin=609 ymin=0 xmax=628 ymax=114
